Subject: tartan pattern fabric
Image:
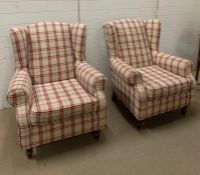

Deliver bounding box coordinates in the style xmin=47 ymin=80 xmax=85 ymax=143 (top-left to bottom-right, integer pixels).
xmin=114 ymin=18 xmax=153 ymax=68
xmin=30 ymin=79 xmax=98 ymax=125
xmin=8 ymin=22 xmax=107 ymax=150
xmin=7 ymin=69 xmax=32 ymax=107
xmin=137 ymin=66 xmax=193 ymax=99
xmin=70 ymin=24 xmax=87 ymax=61
xmin=110 ymin=57 xmax=143 ymax=85
xmin=104 ymin=18 xmax=196 ymax=120
xmin=76 ymin=61 xmax=106 ymax=95
xmin=103 ymin=22 xmax=118 ymax=57
xmin=16 ymin=104 xmax=106 ymax=149
xmin=112 ymin=72 xmax=193 ymax=120
xmin=10 ymin=27 xmax=28 ymax=69
xmin=144 ymin=19 xmax=161 ymax=52
xmin=103 ymin=19 xmax=161 ymax=58
xmin=27 ymin=22 xmax=75 ymax=84
xmin=153 ymin=51 xmax=193 ymax=78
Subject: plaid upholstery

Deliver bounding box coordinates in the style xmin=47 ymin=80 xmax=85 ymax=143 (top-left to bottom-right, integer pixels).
xmin=104 ymin=18 xmax=196 ymax=121
xmin=76 ymin=61 xmax=106 ymax=95
xmin=16 ymin=104 xmax=106 ymax=149
xmin=144 ymin=19 xmax=161 ymax=52
xmin=10 ymin=27 xmax=27 ymax=69
xmin=110 ymin=57 xmax=143 ymax=85
xmin=103 ymin=19 xmax=161 ymax=58
xmin=113 ymin=18 xmax=153 ymax=68
xmin=70 ymin=24 xmax=87 ymax=61
xmin=137 ymin=66 xmax=194 ymax=99
xmin=7 ymin=69 xmax=32 ymax=106
xmin=27 ymin=22 xmax=75 ymax=84
xmin=8 ymin=22 xmax=107 ymax=151
xmin=112 ymin=71 xmax=193 ymax=120
xmin=103 ymin=22 xmax=118 ymax=57
xmin=153 ymin=51 xmax=193 ymax=78
xmin=30 ymin=79 xmax=98 ymax=125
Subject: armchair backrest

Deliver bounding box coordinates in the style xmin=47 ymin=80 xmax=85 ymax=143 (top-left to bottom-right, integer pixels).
xmin=103 ymin=19 xmax=161 ymax=68
xmin=10 ymin=22 xmax=86 ymax=84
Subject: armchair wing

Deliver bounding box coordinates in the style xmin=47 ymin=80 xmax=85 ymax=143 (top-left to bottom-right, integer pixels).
xmin=110 ymin=57 xmax=143 ymax=85
xmin=152 ymin=51 xmax=193 ymax=78
xmin=7 ymin=69 xmax=32 ymax=106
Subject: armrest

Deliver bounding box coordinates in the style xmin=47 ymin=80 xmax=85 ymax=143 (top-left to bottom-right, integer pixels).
xmin=7 ymin=69 xmax=32 ymax=107
xmin=152 ymin=51 xmax=193 ymax=78
xmin=75 ymin=61 xmax=107 ymax=96
xmin=110 ymin=57 xmax=143 ymax=85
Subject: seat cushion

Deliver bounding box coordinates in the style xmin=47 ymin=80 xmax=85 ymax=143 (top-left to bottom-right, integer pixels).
xmin=30 ymin=79 xmax=98 ymax=125
xmin=114 ymin=18 xmax=153 ymax=68
xmin=137 ymin=66 xmax=193 ymax=99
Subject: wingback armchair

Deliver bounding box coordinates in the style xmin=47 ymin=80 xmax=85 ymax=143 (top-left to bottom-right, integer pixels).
xmin=7 ymin=22 xmax=107 ymax=158
xmin=103 ymin=19 xmax=196 ymax=127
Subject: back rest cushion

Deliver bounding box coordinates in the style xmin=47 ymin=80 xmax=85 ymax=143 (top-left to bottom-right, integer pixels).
xmin=27 ymin=22 xmax=75 ymax=84
xmin=114 ymin=19 xmax=153 ymax=68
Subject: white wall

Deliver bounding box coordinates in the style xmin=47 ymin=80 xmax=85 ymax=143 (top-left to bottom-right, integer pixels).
xmin=158 ymin=0 xmax=200 ymax=62
xmin=0 ymin=0 xmax=199 ymax=109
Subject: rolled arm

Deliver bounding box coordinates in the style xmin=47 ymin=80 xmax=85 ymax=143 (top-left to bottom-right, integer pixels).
xmin=153 ymin=51 xmax=193 ymax=78
xmin=75 ymin=61 xmax=107 ymax=96
xmin=110 ymin=57 xmax=143 ymax=85
xmin=7 ymin=69 xmax=32 ymax=107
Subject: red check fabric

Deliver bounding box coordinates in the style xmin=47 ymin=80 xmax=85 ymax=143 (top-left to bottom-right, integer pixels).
xmin=103 ymin=19 xmax=160 ymax=58
xmin=144 ymin=19 xmax=161 ymax=52
xmin=7 ymin=69 xmax=32 ymax=106
xmin=137 ymin=66 xmax=193 ymax=99
xmin=103 ymin=22 xmax=118 ymax=57
xmin=76 ymin=61 xmax=106 ymax=95
xmin=10 ymin=27 xmax=28 ymax=69
xmin=27 ymin=22 xmax=75 ymax=84
xmin=30 ymin=79 xmax=98 ymax=125
xmin=113 ymin=18 xmax=153 ymax=68
xmin=112 ymin=70 xmax=194 ymax=120
xmin=70 ymin=24 xmax=87 ymax=61
xmin=110 ymin=57 xmax=143 ymax=85
xmin=8 ymin=22 xmax=107 ymax=150
xmin=153 ymin=51 xmax=193 ymax=78
xmin=16 ymin=103 xmax=106 ymax=149
xmin=104 ymin=18 xmax=196 ymax=120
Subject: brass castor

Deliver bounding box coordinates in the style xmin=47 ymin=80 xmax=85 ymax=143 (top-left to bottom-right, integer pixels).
xmin=92 ymin=130 xmax=100 ymax=140
xmin=26 ymin=148 xmax=33 ymax=159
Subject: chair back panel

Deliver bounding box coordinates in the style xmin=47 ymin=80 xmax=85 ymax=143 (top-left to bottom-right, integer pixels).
xmin=114 ymin=19 xmax=153 ymax=68
xmin=27 ymin=22 xmax=75 ymax=84
xmin=103 ymin=19 xmax=161 ymax=68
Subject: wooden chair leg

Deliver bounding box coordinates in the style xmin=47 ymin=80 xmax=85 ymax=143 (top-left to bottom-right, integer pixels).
xmin=92 ymin=130 xmax=101 ymax=140
xmin=112 ymin=92 xmax=117 ymax=102
xmin=137 ymin=120 xmax=145 ymax=129
xmin=26 ymin=148 xmax=33 ymax=159
xmin=181 ymin=106 xmax=188 ymax=115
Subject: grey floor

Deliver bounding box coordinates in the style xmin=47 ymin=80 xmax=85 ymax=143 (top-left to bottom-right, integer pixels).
xmin=0 ymin=86 xmax=200 ymax=175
